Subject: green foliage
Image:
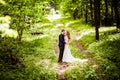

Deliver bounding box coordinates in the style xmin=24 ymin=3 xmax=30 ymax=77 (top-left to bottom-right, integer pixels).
xmin=0 ymin=31 xmax=57 ymax=80
xmin=0 ymin=38 xmax=22 ymax=64
xmin=0 ymin=0 xmax=51 ymax=41
xmin=80 ymin=33 xmax=96 ymax=47
xmin=0 ymin=16 xmax=18 ymax=38
xmin=64 ymin=65 xmax=98 ymax=80
xmin=0 ymin=63 xmax=56 ymax=80
xmin=64 ymin=67 xmax=84 ymax=80
xmin=80 ymin=28 xmax=120 ymax=79
xmin=70 ymin=41 xmax=86 ymax=58
xmin=84 ymin=66 xmax=99 ymax=80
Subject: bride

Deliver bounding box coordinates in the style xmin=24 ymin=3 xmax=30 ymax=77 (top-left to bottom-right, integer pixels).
xmin=62 ymin=31 xmax=80 ymax=62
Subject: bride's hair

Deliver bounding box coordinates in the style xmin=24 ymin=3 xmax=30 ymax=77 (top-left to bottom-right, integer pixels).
xmin=66 ymin=31 xmax=71 ymax=39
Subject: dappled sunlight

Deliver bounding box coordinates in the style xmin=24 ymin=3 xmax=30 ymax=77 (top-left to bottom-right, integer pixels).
xmin=0 ymin=0 xmax=6 ymax=5
xmin=69 ymin=59 xmax=88 ymax=68
xmin=24 ymin=34 xmax=49 ymax=42
xmin=50 ymin=27 xmax=59 ymax=32
xmin=0 ymin=16 xmax=11 ymax=30
xmin=39 ymin=34 xmax=49 ymax=39
xmin=99 ymin=27 xmax=116 ymax=32
xmin=55 ymin=23 xmax=64 ymax=28
xmin=76 ymin=27 xmax=116 ymax=40
xmin=76 ymin=30 xmax=94 ymax=40
xmin=1 ymin=29 xmax=18 ymax=38
xmin=46 ymin=13 xmax=62 ymax=22
xmin=0 ymin=16 xmax=11 ymax=23
xmin=36 ymin=59 xmax=50 ymax=67
xmin=0 ymin=16 xmax=18 ymax=38
xmin=79 ymin=59 xmax=88 ymax=63
xmin=65 ymin=20 xmax=80 ymax=27
xmin=0 ymin=23 xmax=9 ymax=30
xmin=0 ymin=0 xmax=119 ymax=79
xmin=33 ymin=23 xmax=41 ymax=29
xmin=92 ymin=64 xmax=99 ymax=70
xmin=35 ymin=59 xmax=58 ymax=71
xmin=40 ymin=23 xmax=53 ymax=28
xmin=56 ymin=59 xmax=88 ymax=78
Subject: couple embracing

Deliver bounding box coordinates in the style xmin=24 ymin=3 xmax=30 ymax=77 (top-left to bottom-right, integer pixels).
xmin=58 ymin=29 xmax=80 ymax=63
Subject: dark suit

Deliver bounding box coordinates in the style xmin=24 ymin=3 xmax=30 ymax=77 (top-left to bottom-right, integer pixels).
xmin=58 ymin=33 xmax=65 ymax=62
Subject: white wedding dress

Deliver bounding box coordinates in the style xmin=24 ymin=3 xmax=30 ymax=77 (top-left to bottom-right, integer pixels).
xmin=62 ymin=36 xmax=80 ymax=62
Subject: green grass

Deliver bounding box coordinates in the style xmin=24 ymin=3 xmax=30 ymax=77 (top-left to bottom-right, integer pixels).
xmin=80 ymin=27 xmax=120 ymax=79
xmin=0 ymin=28 xmax=58 ymax=80
xmin=70 ymin=41 xmax=86 ymax=59
xmin=1 ymin=15 xmax=120 ymax=80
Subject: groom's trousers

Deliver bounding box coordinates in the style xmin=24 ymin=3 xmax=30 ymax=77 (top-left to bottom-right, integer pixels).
xmin=58 ymin=46 xmax=64 ymax=62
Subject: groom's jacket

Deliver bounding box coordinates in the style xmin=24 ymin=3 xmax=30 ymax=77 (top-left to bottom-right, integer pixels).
xmin=58 ymin=34 xmax=65 ymax=47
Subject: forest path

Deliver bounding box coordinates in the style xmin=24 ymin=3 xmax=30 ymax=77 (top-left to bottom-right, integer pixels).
xmin=54 ymin=33 xmax=96 ymax=80
xmin=54 ymin=43 xmax=68 ymax=80
xmin=48 ymin=13 xmax=95 ymax=80
xmin=75 ymin=34 xmax=96 ymax=63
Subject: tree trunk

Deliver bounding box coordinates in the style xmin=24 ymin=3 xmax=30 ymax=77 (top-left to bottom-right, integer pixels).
xmin=111 ymin=1 xmax=114 ymax=22
xmin=104 ymin=0 xmax=108 ymax=26
xmin=73 ymin=8 xmax=78 ymax=20
xmin=17 ymin=29 xmax=23 ymax=41
xmin=85 ymin=5 xmax=88 ymax=23
xmin=90 ymin=0 xmax=93 ymax=21
xmin=112 ymin=0 xmax=120 ymax=29
xmin=94 ymin=0 xmax=100 ymax=40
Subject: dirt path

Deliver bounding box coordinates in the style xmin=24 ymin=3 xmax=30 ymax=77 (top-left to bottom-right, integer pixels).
xmin=75 ymin=40 xmax=96 ymax=63
xmin=54 ymin=33 xmax=97 ymax=80
xmin=54 ymin=34 xmax=96 ymax=80
xmin=75 ymin=33 xmax=96 ymax=62
xmin=54 ymin=43 xmax=68 ymax=80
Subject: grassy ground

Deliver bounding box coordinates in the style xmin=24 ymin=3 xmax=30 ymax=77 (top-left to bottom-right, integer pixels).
xmin=80 ymin=27 xmax=120 ymax=79
xmin=0 ymin=16 xmax=120 ymax=80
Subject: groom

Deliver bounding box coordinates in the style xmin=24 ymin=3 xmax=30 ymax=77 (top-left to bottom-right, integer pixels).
xmin=58 ymin=29 xmax=66 ymax=63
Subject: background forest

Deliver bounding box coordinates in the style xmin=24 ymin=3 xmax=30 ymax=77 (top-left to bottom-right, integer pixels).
xmin=0 ymin=0 xmax=120 ymax=80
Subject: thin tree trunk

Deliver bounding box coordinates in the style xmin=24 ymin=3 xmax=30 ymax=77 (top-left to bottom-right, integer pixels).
xmin=111 ymin=1 xmax=114 ymax=22
xmin=85 ymin=5 xmax=88 ymax=23
xmin=112 ymin=0 xmax=120 ymax=29
xmin=73 ymin=9 xmax=78 ymax=20
xmin=90 ymin=0 xmax=93 ymax=21
xmin=94 ymin=0 xmax=100 ymax=40
xmin=104 ymin=0 xmax=108 ymax=26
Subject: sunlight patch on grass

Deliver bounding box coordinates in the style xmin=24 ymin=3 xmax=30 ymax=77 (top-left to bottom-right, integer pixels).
xmin=77 ymin=27 xmax=116 ymax=40
xmin=38 ymin=34 xmax=49 ymax=39
xmin=55 ymin=23 xmax=65 ymax=28
xmin=0 ymin=16 xmax=11 ymax=23
xmin=46 ymin=14 xmax=62 ymax=22
xmin=65 ymin=20 xmax=80 ymax=27
xmin=80 ymin=27 xmax=120 ymax=79
xmin=36 ymin=59 xmax=50 ymax=66
xmin=33 ymin=23 xmax=41 ymax=28
xmin=0 ymin=16 xmax=18 ymax=38
xmin=40 ymin=23 xmax=53 ymax=28
xmin=0 ymin=0 xmax=6 ymax=5
xmin=1 ymin=29 xmax=18 ymax=38
xmin=23 ymin=34 xmax=49 ymax=42
xmin=0 ymin=23 xmax=9 ymax=30
xmin=35 ymin=59 xmax=58 ymax=71
xmin=99 ymin=27 xmax=116 ymax=32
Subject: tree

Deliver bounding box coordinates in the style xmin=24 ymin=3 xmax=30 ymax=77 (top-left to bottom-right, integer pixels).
xmin=90 ymin=0 xmax=94 ymax=23
xmin=104 ymin=0 xmax=109 ymax=26
xmin=0 ymin=0 xmax=48 ymax=41
xmin=112 ymin=0 xmax=120 ymax=30
xmin=94 ymin=0 xmax=100 ymax=40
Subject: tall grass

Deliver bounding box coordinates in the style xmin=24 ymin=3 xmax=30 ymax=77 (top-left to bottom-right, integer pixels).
xmin=0 ymin=27 xmax=58 ymax=80
xmin=80 ymin=28 xmax=120 ymax=79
